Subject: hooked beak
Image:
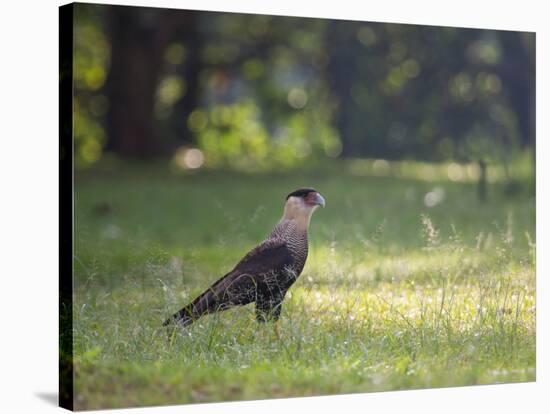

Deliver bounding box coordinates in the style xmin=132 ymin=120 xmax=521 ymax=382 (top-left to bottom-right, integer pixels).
xmin=312 ymin=192 xmax=326 ymax=207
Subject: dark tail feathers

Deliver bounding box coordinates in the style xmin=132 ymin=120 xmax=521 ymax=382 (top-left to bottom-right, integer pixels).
xmin=162 ymin=306 xmax=195 ymax=328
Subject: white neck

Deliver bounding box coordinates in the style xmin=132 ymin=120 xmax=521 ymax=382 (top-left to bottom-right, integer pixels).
xmin=281 ymin=197 xmax=317 ymax=232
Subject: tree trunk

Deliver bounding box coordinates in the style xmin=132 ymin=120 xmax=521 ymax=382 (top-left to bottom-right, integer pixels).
xmin=170 ymin=12 xmax=201 ymax=147
xmin=478 ymin=159 xmax=487 ymax=202
xmin=326 ymin=21 xmax=359 ymax=157
xmin=496 ymin=31 xmax=535 ymax=150
xmin=105 ymin=6 xmax=176 ymax=157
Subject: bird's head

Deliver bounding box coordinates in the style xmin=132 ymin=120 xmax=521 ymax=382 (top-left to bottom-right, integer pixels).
xmin=283 ymin=188 xmax=325 ymax=226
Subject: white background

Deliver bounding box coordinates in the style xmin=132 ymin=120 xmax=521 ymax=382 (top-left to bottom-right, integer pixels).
xmin=0 ymin=0 xmax=547 ymax=412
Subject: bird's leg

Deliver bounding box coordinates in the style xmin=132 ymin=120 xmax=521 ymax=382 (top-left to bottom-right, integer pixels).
xmin=256 ymin=295 xmax=283 ymax=339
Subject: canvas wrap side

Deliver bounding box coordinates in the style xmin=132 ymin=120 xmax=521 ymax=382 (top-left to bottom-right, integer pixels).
xmin=59 ymin=3 xmax=74 ymax=411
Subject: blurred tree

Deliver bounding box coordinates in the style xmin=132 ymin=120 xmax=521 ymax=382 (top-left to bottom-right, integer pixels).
xmin=326 ymin=20 xmax=363 ymax=157
xmin=167 ymin=14 xmax=202 ymax=147
xmin=105 ymin=6 xmax=182 ymax=156
xmin=72 ymin=4 xmax=535 ymax=175
xmin=73 ymin=5 xmax=110 ymax=167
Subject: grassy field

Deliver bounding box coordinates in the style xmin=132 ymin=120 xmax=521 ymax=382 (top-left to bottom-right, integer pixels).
xmin=72 ymin=160 xmax=535 ymax=410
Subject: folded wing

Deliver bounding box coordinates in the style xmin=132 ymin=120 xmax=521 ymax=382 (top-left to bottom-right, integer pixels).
xmin=163 ymin=239 xmax=294 ymax=327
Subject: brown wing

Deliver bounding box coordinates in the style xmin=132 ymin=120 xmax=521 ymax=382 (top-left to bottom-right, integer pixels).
xmin=232 ymin=238 xmax=294 ymax=276
xmin=164 ymin=239 xmax=294 ymax=326
xmin=196 ymin=239 xmax=294 ymax=303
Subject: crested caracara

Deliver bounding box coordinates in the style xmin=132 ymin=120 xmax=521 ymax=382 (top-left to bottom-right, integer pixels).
xmin=163 ymin=188 xmax=325 ymax=329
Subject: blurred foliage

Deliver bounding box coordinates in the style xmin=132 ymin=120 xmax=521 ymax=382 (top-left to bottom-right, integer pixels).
xmin=71 ymin=4 xmax=534 ymax=175
xmin=191 ymin=98 xmax=340 ymax=171
xmin=74 ymin=5 xmax=109 ymax=167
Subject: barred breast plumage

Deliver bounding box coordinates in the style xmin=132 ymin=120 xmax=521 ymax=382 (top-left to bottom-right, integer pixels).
xmin=269 ymin=219 xmax=309 ymax=276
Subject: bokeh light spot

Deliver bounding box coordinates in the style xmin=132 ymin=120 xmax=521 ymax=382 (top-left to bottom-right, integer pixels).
xmin=424 ymin=187 xmax=446 ymax=207
xmin=447 ymin=162 xmax=464 ymax=182
xmin=287 ymin=88 xmax=308 ymax=109
xmin=174 ymin=147 xmax=205 ymax=169
xmin=402 ymin=59 xmax=420 ymax=78
xmin=188 ymin=110 xmax=208 ymax=131
xmin=157 ymin=75 xmax=186 ymax=106
xmin=373 ymin=159 xmax=390 ymax=175
xmin=357 ymin=26 xmax=377 ymax=47
xmin=164 ymin=43 xmax=186 ymax=65
xmin=84 ymin=66 xmax=106 ymax=90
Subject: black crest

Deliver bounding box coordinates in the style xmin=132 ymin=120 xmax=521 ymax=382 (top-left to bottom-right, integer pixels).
xmin=286 ymin=188 xmax=317 ymax=200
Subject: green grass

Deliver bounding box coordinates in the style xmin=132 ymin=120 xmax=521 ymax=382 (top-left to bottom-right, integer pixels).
xmin=72 ymin=160 xmax=535 ymax=410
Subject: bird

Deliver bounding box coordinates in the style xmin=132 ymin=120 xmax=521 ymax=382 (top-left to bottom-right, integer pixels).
xmin=163 ymin=188 xmax=325 ymax=331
